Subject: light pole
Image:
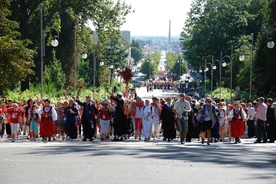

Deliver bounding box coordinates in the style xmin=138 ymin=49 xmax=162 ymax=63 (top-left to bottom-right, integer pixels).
xmin=40 ymin=9 xmax=59 ymax=98
xmin=205 ymin=61 xmax=213 ymax=94
xmin=147 ymin=60 xmax=153 ymax=79
xmin=221 ymin=46 xmax=233 ymax=101
xmin=213 ymin=53 xmax=226 ymax=99
xmin=199 ymin=64 xmax=207 ymax=96
xmin=177 ymin=59 xmax=182 ymax=79
xmin=249 ymin=33 xmax=254 ymax=100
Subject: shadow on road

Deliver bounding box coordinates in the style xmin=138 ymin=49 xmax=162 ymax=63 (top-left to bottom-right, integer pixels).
xmin=20 ymin=140 xmax=276 ymax=172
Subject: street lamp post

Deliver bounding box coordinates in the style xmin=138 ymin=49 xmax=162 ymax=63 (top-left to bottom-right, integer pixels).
xmin=213 ymin=53 xmax=226 ymax=100
xmin=221 ymin=46 xmax=233 ymax=101
xmin=249 ymin=33 xmax=254 ymax=100
xmin=178 ymin=59 xmax=182 ymax=79
xmin=147 ymin=60 xmax=152 ymax=79
xmin=40 ymin=9 xmax=59 ymax=98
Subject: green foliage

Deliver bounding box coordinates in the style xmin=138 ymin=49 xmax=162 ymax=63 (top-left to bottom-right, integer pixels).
xmin=181 ymin=0 xmax=270 ymax=99
xmin=210 ymin=87 xmax=235 ymax=102
xmin=131 ymin=40 xmax=142 ymax=65
xmin=43 ymin=50 xmax=66 ymax=92
xmin=140 ymin=52 xmax=161 ymax=78
xmin=166 ymin=52 xmax=188 ymax=79
xmin=0 ymin=0 xmax=34 ymax=95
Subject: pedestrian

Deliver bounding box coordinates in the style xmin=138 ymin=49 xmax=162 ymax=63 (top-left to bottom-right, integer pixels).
xmin=99 ymin=102 xmax=113 ymax=141
xmin=200 ymin=98 xmax=218 ymax=145
xmin=266 ymin=98 xmax=275 ymax=143
xmin=254 ymin=97 xmax=268 ymax=143
xmin=228 ymin=101 xmax=246 ymax=144
xmin=38 ymin=99 xmax=57 ymax=142
xmin=218 ymin=102 xmax=227 ymax=142
xmin=29 ymin=104 xmax=39 ymax=141
xmin=110 ymin=92 xmax=127 ymax=141
xmin=160 ymin=98 xmax=176 ymax=142
xmin=246 ymin=102 xmax=256 ymax=138
xmin=5 ymin=103 xmax=23 ymax=142
xmin=173 ymin=93 xmax=191 ymax=144
xmin=76 ymin=96 xmax=98 ymax=141
xmin=142 ymin=100 xmax=152 ymax=141
xmin=151 ymin=97 xmax=161 ymax=142
xmin=64 ymin=99 xmax=78 ymax=140
xmin=133 ymin=97 xmax=144 ymax=140
xmin=185 ymin=97 xmax=199 ymax=142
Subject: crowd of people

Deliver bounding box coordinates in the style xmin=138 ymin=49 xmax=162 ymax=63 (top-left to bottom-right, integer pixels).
xmin=0 ymin=90 xmax=275 ymax=145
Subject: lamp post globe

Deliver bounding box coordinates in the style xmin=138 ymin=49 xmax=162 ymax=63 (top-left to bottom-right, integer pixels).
xmin=82 ymin=53 xmax=88 ymax=59
xmin=267 ymin=40 xmax=275 ymax=49
xmin=239 ymin=55 xmax=245 ymax=61
xmin=51 ymin=38 xmax=59 ymax=47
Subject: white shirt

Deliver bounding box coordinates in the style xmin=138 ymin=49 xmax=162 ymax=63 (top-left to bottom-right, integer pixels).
xmin=38 ymin=105 xmax=58 ymax=121
xmin=142 ymin=105 xmax=152 ymax=121
xmin=173 ymin=100 xmax=191 ymax=119
xmin=228 ymin=108 xmax=246 ymax=120
xmin=247 ymin=107 xmax=255 ymax=120
xmin=135 ymin=105 xmax=143 ymax=118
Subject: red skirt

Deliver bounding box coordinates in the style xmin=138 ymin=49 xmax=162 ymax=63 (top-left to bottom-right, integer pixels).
xmin=40 ymin=118 xmax=55 ymax=137
xmin=231 ymin=119 xmax=244 ymax=137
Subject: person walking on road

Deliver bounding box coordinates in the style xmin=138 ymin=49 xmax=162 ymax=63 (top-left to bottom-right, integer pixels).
xmin=76 ymin=96 xmax=98 ymax=141
xmin=228 ymin=101 xmax=246 ymax=144
xmin=255 ymin=97 xmax=268 ymax=143
xmin=142 ymin=100 xmax=152 ymax=141
xmin=173 ymin=94 xmax=191 ymax=144
xmin=266 ymin=98 xmax=275 ymax=143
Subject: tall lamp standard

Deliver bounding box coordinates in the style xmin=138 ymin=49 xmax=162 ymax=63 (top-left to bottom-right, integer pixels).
xmin=221 ymin=46 xmax=233 ymax=101
xmin=177 ymin=59 xmax=183 ymax=79
xmin=199 ymin=64 xmax=207 ymax=96
xmin=205 ymin=61 xmax=214 ymax=94
xmin=147 ymin=60 xmax=153 ymax=79
xmin=40 ymin=9 xmax=59 ymax=98
xmin=213 ymin=53 xmax=226 ymax=99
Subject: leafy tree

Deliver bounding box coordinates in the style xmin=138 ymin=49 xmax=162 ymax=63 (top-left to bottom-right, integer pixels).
xmin=43 ymin=50 xmax=66 ymax=92
xmin=140 ymin=52 xmax=160 ymax=79
xmin=181 ymin=0 xmax=268 ymax=96
xmin=131 ymin=40 xmax=142 ymax=65
xmin=166 ymin=52 xmax=187 ymax=79
xmin=0 ymin=0 xmax=34 ymax=95
xmin=253 ymin=0 xmax=276 ymax=97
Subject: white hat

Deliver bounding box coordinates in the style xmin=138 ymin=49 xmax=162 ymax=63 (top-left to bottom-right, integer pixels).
xmin=117 ymin=92 xmax=123 ymax=96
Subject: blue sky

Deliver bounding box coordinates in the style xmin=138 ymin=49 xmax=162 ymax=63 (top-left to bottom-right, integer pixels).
xmin=120 ymin=0 xmax=193 ymax=36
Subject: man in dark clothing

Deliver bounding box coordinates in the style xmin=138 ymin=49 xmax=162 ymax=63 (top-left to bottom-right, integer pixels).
xmin=110 ymin=92 xmax=127 ymax=141
xmin=76 ymin=96 xmax=98 ymax=141
xmin=160 ymin=98 xmax=176 ymax=142
xmin=266 ymin=98 xmax=275 ymax=143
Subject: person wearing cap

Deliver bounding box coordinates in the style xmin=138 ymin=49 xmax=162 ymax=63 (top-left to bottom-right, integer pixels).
xmin=38 ymin=99 xmax=58 ymax=142
xmin=173 ymin=94 xmax=191 ymax=144
xmin=255 ymin=97 xmax=268 ymax=143
xmin=76 ymin=96 xmax=99 ymax=141
xmin=110 ymin=92 xmax=127 ymax=141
